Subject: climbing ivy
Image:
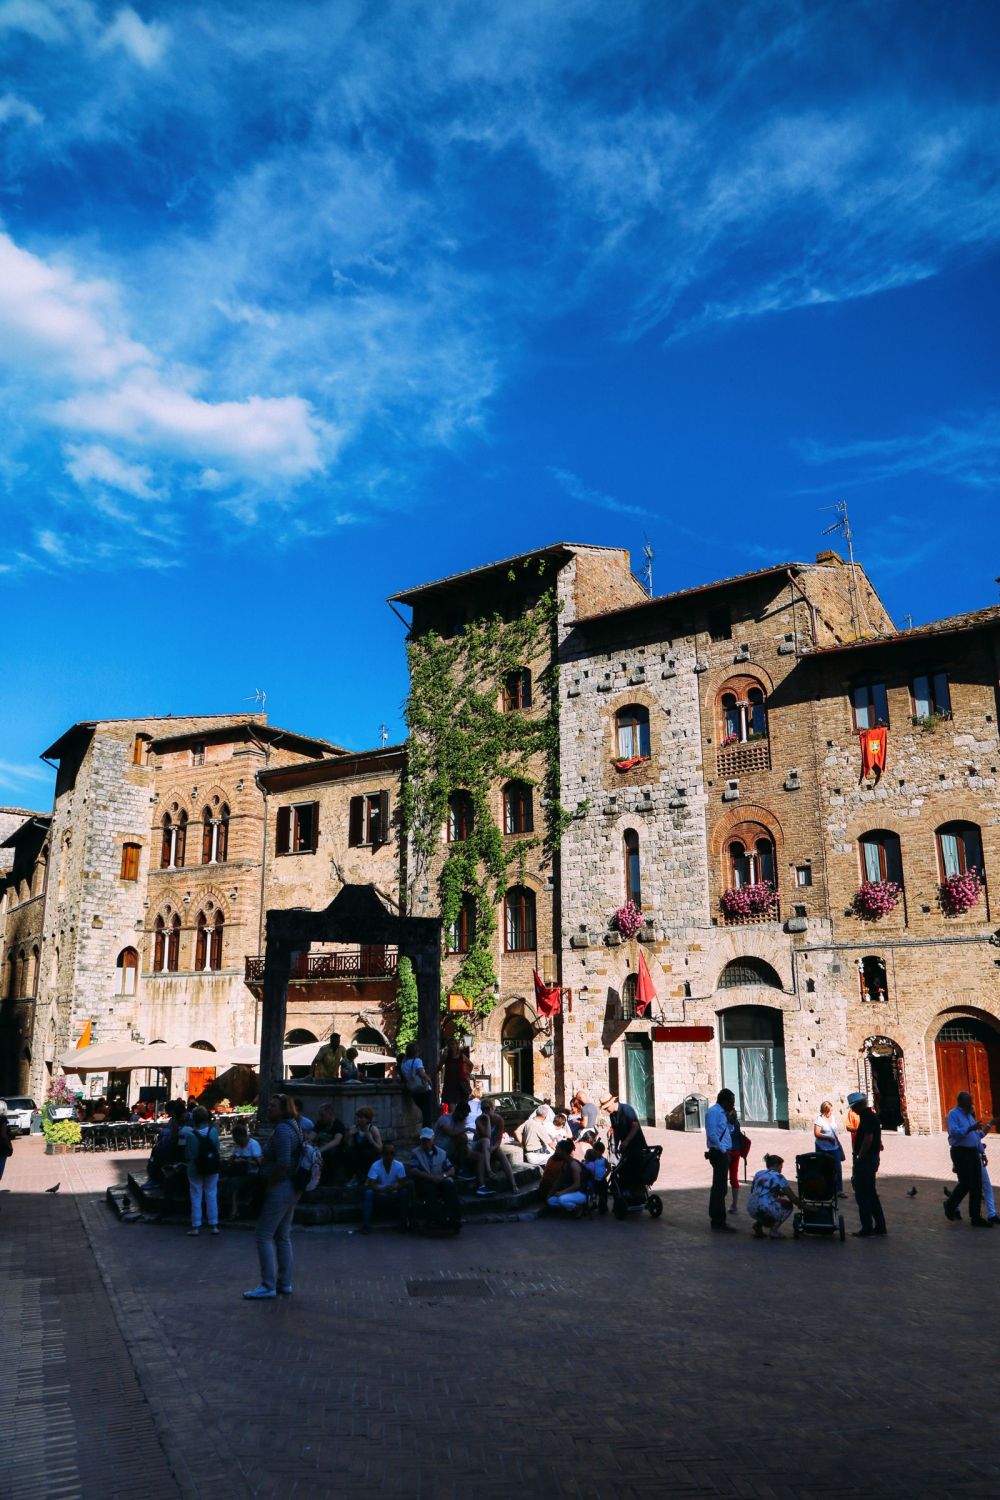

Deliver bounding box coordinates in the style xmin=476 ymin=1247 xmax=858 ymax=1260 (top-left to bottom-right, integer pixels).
xmin=395 ymin=955 xmax=419 ymax=1048
xmin=401 ymin=566 xmax=573 ymax=1017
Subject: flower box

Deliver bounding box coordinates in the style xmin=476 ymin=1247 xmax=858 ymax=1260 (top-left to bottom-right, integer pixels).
xmin=852 ymin=881 xmax=902 ymax=920
xmin=720 ymin=883 xmax=778 ymax=920
xmin=940 ymin=870 xmax=983 ymax=916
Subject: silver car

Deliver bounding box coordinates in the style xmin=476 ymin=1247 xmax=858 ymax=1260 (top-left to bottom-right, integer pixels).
xmin=1 ymin=1096 xmax=37 ymax=1136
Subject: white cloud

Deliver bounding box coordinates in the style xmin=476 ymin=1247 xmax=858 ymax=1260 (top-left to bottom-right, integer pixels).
xmin=0 ymin=231 xmax=332 ymax=483
xmin=548 ymin=465 xmax=655 ymax=519
xmin=99 ymin=6 xmax=169 ymax=68
xmin=0 ymin=756 xmax=53 ymax=789
xmin=0 ymin=92 xmax=43 ymax=126
xmin=64 ymin=441 xmax=158 ymax=498
xmin=797 ymin=411 xmax=1000 ymax=492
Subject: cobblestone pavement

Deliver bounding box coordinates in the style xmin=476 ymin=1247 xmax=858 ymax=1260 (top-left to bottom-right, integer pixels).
xmin=4 ymin=1128 xmax=1000 ymax=1500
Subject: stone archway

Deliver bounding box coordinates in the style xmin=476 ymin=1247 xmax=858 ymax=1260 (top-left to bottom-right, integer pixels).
xmin=862 ymin=1035 xmax=908 ymax=1132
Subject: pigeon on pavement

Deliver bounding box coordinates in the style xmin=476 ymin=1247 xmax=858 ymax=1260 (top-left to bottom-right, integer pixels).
xmin=45 ymin=1183 xmax=60 ymax=1194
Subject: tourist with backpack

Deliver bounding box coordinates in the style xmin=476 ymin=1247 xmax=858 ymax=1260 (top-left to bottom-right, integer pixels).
xmin=243 ymin=1093 xmax=305 ymax=1300
xmin=184 ymin=1106 xmax=221 ymax=1237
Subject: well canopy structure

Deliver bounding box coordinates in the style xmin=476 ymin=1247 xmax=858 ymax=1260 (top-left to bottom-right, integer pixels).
xmin=257 ymin=884 xmax=442 ymax=1119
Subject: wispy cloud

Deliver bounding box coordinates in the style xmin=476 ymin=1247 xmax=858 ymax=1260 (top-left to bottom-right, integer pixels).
xmin=548 ymin=466 xmax=655 ymax=518
xmin=796 ymin=410 xmax=1000 ymax=492
xmin=0 ymin=756 xmax=53 ymax=792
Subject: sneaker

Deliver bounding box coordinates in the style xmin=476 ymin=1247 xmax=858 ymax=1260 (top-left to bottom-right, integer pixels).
xmin=277 ymin=1285 xmax=293 ymax=1296
xmin=209 ymin=1226 xmax=219 ymax=1236
xmin=476 ymin=1185 xmax=496 ymax=1197
xmin=242 ymin=1285 xmax=277 ymax=1299
xmin=187 ymin=1228 xmax=200 ymax=1237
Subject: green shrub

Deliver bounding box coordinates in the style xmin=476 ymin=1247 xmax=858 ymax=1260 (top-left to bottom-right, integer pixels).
xmin=43 ymin=1118 xmax=82 ymax=1145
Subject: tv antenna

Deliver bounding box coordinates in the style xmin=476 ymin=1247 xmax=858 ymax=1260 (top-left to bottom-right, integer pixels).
xmin=245 ymin=687 xmax=267 ymax=712
xmin=641 ymin=538 xmax=654 ymax=598
xmin=820 ymin=499 xmax=873 ymax=640
xmin=378 ymin=722 xmax=388 ymax=747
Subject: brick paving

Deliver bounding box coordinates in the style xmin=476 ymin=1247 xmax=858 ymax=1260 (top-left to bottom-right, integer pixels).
xmin=4 ymin=1129 xmax=1000 ymax=1499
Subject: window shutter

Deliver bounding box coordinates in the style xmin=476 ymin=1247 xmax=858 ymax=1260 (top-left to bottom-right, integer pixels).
xmin=376 ymin=790 xmax=389 ymax=846
xmin=276 ymin=805 xmax=291 ymax=855
xmin=160 ymin=821 xmax=171 ymax=869
xmin=308 ymin=801 xmax=320 ymax=851
xmin=217 ymin=816 xmax=228 ymax=863
xmin=522 ymin=670 xmax=532 ymax=708
xmin=175 ymin=818 xmax=186 ymax=868
xmin=202 ymin=818 xmax=213 ymax=864
xmin=348 ymin=796 xmax=363 ymax=847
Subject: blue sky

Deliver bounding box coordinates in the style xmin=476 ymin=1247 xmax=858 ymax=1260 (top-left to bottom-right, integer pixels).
xmin=1 ymin=0 xmax=998 ymax=806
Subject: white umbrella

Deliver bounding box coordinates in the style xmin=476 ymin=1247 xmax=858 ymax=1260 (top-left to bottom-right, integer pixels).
xmin=60 ymin=1041 xmax=231 ymax=1074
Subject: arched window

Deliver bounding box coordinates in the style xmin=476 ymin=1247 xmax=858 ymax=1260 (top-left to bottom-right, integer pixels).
xmin=718 ymin=681 xmax=768 ymax=745
xmin=936 ymin=822 xmax=984 ymax=880
xmin=624 ymin=828 xmax=641 ymax=905
xmin=858 ymin=955 xmax=888 ymax=1002
xmin=615 ymin=704 xmax=650 ymax=760
xmin=211 ymin=911 xmax=224 ymax=970
xmin=622 ymin=972 xmax=639 ymax=1021
xmin=14 ymin=949 xmax=24 ymax=997
xmin=160 ymin=809 xmax=187 ymax=869
xmin=447 ymin=791 xmax=474 ymax=843
xmin=29 ymin=945 xmax=39 ymax=996
xmin=504 ymin=886 xmax=536 ymax=952
xmin=116 ymin=947 xmax=139 ymax=996
xmin=167 ymin=914 xmax=181 ymax=972
xmin=859 ymin=829 xmax=903 ymax=885
xmin=718 ymin=958 xmax=782 ymax=989
xmin=503 ymin=781 xmax=534 ymax=835
xmin=195 ymin=912 xmax=214 ymax=971
xmin=201 ymin=804 xmax=230 ymax=864
xmin=446 ymin=895 xmax=476 ymax=954
xmin=727 ymin=826 xmax=776 ymax=888
xmin=502 ymin=668 xmax=532 ymax=711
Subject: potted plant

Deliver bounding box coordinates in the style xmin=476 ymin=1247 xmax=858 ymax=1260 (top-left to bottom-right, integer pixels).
xmin=940 ymin=869 xmax=983 ymax=916
xmin=852 ymin=880 xmax=903 ymax=920
xmin=720 ymin=882 xmax=778 ymax=919
xmin=42 ymin=1079 xmax=82 ymax=1153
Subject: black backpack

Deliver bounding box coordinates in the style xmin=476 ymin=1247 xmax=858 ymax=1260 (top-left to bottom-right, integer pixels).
xmin=194 ymin=1129 xmax=220 ymax=1176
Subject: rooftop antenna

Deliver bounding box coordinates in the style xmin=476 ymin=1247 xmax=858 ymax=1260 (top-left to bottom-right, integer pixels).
xmin=378 ymin=722 xmax=388 ymax=747
xmin=820 ymin=498 xmax=872 ymax=640
xmin=641 ymin=538 xmax=654 ymax=598
xmin=244 ymin=687 xmax=267 ymax=713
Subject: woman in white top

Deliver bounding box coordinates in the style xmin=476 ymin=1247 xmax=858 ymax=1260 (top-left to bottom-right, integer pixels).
xmin=813 ymin=1100 xmax=845 ymax=1194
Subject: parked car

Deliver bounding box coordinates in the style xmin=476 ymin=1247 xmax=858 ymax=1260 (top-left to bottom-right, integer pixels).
xmin=1 ymin=1096 xmax=37 ymax=1136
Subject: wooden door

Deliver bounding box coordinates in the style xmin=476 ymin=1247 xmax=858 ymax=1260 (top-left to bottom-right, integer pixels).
xmin=187 ymin=1066 xmax=216 ymax=1101
xmin=936 ymin=1041 xmax=992 ymax=1127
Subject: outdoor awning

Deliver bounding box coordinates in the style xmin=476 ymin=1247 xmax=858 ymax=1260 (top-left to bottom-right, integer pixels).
xmin=58 ymin=1042 xmax=232 ymax=1075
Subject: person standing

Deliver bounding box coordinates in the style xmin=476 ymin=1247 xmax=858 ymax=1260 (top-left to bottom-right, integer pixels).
xmin=727 ymin=1104 xmax=747 ymax=1216
xmin=438 ymin=1038 xmax=466 ymax=1109
xmin=813 ymin=1100 xmax=846 ymax=1196
xmin=600 ymin=1091 xmax=647 ymax=1200
xmin=944 ymin=1091 xmax=995 ymax=1228
xmin=400 ymin=1041 xmax=435 ymax=1128
xmin=705 ymin=1089 xmax=736 ymax=1232
xmin=243 ymin=1093 xmax=303 ymax=1299
xmin=184 ymin=1106 xmax=221 ymax=1237
xmin=312 ymin=1032 xmax=347 ymax=1080
xmin=0 ymin=1101 xmax=13 ymax=1187
xmin=848 ymin=1090 xmax=886 ymax=1238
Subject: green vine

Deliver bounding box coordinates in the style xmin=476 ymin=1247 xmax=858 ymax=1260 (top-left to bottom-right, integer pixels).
xmin=401 ymin=568 xmax=574 ymax=1018
xmin=395 ymin=955 xmax=419 ymax=1049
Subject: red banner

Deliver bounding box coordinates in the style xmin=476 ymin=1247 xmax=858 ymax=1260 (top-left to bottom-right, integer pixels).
xmin=651 ymin=1026 xmax=715 ymax=1043
xmin=533 ymin=970 xmax=561 ymax=1017
xmin=859 ymin=727 xmax=888 ymax=784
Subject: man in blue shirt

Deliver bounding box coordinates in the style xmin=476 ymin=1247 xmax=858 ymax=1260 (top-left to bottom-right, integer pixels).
xmin=944 ymin=1091 xmax=996 ymax=1228
xmin=705 ymin=1089 xmax=736 ymax=1231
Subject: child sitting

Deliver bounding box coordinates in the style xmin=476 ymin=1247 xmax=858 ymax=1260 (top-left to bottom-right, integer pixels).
xmin=581 ymin=1140 xmax=608 ymax=1215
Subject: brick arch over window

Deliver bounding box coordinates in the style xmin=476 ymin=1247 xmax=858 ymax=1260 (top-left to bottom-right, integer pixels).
xmin=710 ymin=804 xmax=783 ymax=857
xmin=715 ymin=675 xmax=770 ymax=740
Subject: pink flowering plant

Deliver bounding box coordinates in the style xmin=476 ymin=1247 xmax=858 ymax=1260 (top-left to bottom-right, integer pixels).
xmin=940 ymin=869 xmax=983 ymax=916
xmin=613 ymin=901 xmax=644 ymax=939
xmin=721 ymin=733 xmax=739 ymax=747
xmin=720 ymin=882 xmax=778 ymax=918
xmin=852 ymin=880 xmax=902 ymax=920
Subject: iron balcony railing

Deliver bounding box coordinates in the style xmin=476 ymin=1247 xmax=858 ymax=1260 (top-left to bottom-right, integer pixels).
xmin=244 ymin=949 xmax=399 ymax=985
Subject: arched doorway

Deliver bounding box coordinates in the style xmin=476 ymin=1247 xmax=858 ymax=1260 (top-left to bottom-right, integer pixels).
xmin=862 ymin=1036 xmax=907 ymax=1131
xmin=719 ymin=1007 xmax=788 ymax=1127
xmin=501 ymin=1013 xmax=534 ymax=1094
xmin=187 ymin=1039 xmax=217 ymax=1101
xmin=285 ymin=1028 xmax=318 ymax=1080
xmin=935 ymin=1017 xmax=1000 ymax=1127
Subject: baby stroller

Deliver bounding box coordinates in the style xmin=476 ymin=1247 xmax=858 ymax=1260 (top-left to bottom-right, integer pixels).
xmin=608 ymin=1139 xmax=663 ymax=1221
xmin=792 ymin=1152 xmax=845 ymax=1242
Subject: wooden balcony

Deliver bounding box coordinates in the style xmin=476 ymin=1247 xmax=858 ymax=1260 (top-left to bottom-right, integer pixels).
xmin=244 ymin=949 xmax=398 ymax=989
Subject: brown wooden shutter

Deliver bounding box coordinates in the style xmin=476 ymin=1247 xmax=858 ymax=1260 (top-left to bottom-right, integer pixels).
xmin=175 ymin=816 xmax=187 ymax=868
xmin=202 ymin=817 xmax=213 ymax=864
xmin=348 ymin=796 xmax=363 ymax=847
xmin=376 ymin=790 xmax=389 ymax=847
xmin=309 ymin=801 xmax=320 ymax=851
xmin=522 ymin=669 xmax=532 ymax=708
xmin=160 ymin=820 xmax=171 ymax=869
xmin=217 ymin=815 xmax=228 ymax=863
xmin=276 ymin=805 xmax=291 ymax=855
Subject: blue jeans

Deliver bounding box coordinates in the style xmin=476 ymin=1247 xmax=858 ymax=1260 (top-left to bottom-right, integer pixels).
xmin=362 ymin=1185 xmax=409 ymax=1229
xmin=255 ymin=1181 xmax=299 ymax=1291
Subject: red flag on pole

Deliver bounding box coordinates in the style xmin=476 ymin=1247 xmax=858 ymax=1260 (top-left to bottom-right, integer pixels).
xmin=858 ymin=727 xmax=888 ymax=784
xmin=635 ymin=950 xmax=657 ymax=1018
xmin=533 ymin=970 xmax=562 ymax=1017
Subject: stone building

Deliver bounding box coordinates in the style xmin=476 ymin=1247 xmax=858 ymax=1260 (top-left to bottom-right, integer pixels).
xmin=0 ymin=809 xmax=51 ymax=1092
xmin=247 ymin=744 xmax=406 ymax=1059
xmin=0 ymin=715 xmax=336 ymax=1100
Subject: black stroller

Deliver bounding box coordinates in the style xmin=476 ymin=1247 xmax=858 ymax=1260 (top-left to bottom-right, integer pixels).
xmin=608 ymin=1139 xmax=663 ymax=1220
xmin=792 ymin=1152 xmax=845 ymax=1242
